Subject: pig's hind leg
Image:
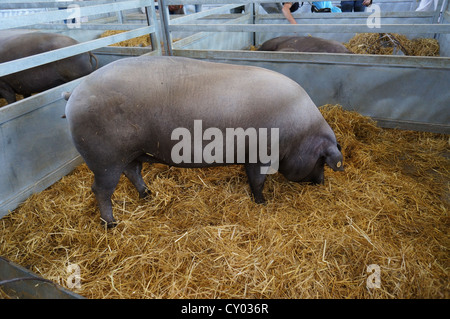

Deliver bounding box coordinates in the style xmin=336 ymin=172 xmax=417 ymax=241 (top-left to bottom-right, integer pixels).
xmin=91 ymin=167 xmax=123 ymax=228
xmin=244 ymin=163 xmax=268 ymax=204
xmin=123 ymin=160 xmax=150 ymax=199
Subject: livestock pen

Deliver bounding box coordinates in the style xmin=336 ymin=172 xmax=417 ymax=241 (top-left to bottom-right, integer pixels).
xmin=0 ymin=0 xmax=449 ymax=300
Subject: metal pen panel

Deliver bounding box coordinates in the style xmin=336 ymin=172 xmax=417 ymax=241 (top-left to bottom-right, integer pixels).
xmin=0 ymin=26 xmax=155 ymax=77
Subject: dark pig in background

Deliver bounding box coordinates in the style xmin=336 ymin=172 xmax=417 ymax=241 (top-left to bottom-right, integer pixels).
xmin=258 ymin=36 xmax=352 ymax=53
xmin=65 ymin=56 xmax=344 ymax=227
xmin=0 ymin=32 xmax=97 ymax=104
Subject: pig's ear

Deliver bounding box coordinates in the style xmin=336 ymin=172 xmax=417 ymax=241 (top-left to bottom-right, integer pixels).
xmin=325 ymin=145 xmax=344 ymax=171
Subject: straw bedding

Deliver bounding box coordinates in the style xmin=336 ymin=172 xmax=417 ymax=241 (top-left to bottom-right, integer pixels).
xmin=249 ymin=33 xmax=439 ymax=56
xmin=99 ymin=30 xmax=180 ymax=48
xmin=100 ymin=30 xmax=152 ymax=47
xmin=344 ymin=33 xmax=440 ymax=56
xmin=0 ymin=94 xmax=25 ymax=108
xmin=0 ymin=105 xmax=448 ymax=299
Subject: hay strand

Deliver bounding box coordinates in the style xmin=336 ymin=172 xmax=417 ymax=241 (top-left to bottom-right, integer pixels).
xmin=0 ymin=105 xmax=448 ymax=299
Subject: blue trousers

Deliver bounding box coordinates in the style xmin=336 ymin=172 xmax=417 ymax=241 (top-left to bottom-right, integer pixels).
xmin=341 ymin=1 xmax=366 ymax=12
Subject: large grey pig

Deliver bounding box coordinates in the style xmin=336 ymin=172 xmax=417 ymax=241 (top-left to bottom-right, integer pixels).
xmin=0 ymin=32 xmax=97 ymax=104
xmin=258 ymin=36 xmax=352 ymax=53
xmin=65 ymin=56 xmax=344 ymax=227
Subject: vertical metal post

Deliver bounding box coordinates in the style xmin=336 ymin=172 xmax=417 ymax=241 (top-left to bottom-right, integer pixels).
xmin=116 ymin=0 xmax=124 ymax=24
xmin=432 ymin=0 xmax=444 ymax=24
xmin=145 ymin=0 xmax=161 ymax=54
xmin=252 ymin=2 xmax=256 ymax=47
xmin=432 ymin=0 xmax=446 ymax=39
xmin=253 ymin=1 xmax=261 ymax=47
xmin=158 ymin=0 xmax=173 ymax=56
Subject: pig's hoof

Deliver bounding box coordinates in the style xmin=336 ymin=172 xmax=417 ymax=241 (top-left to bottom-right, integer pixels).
xmin=101 ymin=218 xmax=117 ymax=229
xmin=106 ymin=221 xmax=118 ymax=229
xmin=253 ymin=196 xmax=266 ymax=205
xmin=139 ymin=188 xmax=151 ymax=199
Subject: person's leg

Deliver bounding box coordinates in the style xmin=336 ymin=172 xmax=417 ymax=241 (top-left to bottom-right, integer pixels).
xmin=354 ymin=0 xmax=366 ymax=12
xmin=340 ymin=1 xmax=354 ymax=12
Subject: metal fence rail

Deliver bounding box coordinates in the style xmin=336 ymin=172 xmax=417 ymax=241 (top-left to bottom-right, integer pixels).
xmin=168 ymin=22 xmax=449 ymax=33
